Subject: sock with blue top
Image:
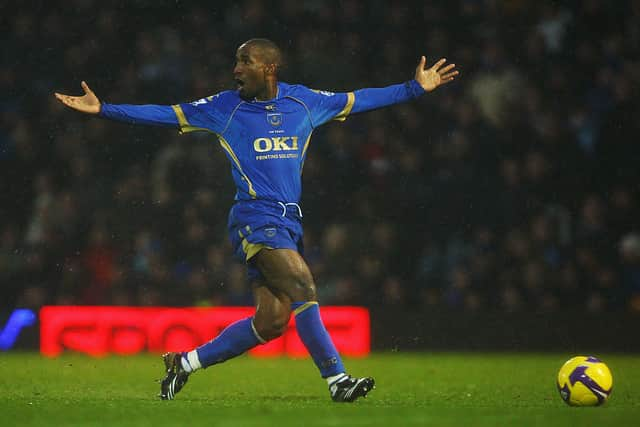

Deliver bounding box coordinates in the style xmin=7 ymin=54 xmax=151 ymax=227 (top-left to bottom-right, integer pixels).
xmin=181 ymin=316 xmax=266 ymax=371
xmin=292 ymin=301 xmax=346 ymax=378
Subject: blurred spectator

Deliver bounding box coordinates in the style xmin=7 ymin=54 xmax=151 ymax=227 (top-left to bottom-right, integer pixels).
xmin=0 ymin=1 xmax=638 ymax=313
xmin=620 ymin=233 xmax=640 ymax=311
xmin=82 ymin=223 xmax=117 ymax=304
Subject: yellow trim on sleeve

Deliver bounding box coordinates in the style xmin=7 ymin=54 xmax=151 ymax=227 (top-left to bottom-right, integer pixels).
xmin=242 ymin=239 xmax=270 ymax=261
xmin=172 ymin=104 xmax=208 ymax=134
xmin=172 ymin=105 xmax=255 ymax=197
xmin=293 ymin=301 xmax=319 ymax=316
xmin=172 ymin=104 xmax=189 ymax=127
xmin=333 ymin=92 xmax=355 ymax=121
xmin=217 ymin=134 xmax=257 ymax=198
xmin=181 ymin=126 xmax=210 ymax=134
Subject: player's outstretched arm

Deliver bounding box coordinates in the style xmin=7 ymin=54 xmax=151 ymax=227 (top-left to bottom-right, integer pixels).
xmin=54 ymin=81 xmax=191 ymax=128
xmin=414 ymin=56 xmax=458 ymax=92
xmin=54 ymin=81 xmax=101 ymax=114
xmin=321 ymin=56 xmax=459 ymax=123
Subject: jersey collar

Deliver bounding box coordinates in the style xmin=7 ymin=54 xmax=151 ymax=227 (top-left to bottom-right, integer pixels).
xmin=252 ymin=84 xmax=281 ymax=103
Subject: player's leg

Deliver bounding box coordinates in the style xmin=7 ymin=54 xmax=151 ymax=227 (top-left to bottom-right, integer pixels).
xmin=159 ymin=281 xmax=292 ymax=400
xmin=252 ymin=282 xmax=292 ymax=341
xmin=159 ymin=275 xmax=270 ymax=401
xmin=159 ymin=305 xmax=266 ymax=400
xmin=253 ymin=248 xmax=343 ymax=377
xmin=182 ymin=279 xmax=295 ymax=366
xmin=253 ymin=248 xmax=375 ymax=402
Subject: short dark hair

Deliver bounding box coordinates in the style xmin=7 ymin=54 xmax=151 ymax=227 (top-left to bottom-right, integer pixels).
xmin=242 ymin=38 xmax=283 ymax=68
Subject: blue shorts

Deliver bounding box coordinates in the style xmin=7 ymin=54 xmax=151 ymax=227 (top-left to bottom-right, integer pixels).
xmin=228 ymin=199 xmax=304 ymax=281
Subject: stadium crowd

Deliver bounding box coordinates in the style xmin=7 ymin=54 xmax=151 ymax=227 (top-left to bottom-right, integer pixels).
xmin=1 ymin=0 xmax=639 ymax=313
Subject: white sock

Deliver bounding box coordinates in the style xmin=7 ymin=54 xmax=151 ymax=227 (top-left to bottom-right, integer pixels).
xmin=326 ymin=372 xmax=347 ymax=386
xmin=181 ymin=350 xmax=202 ymax=373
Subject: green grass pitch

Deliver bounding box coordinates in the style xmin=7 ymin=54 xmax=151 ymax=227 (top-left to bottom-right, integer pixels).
xmin=2 ymin=352 xmax=639 ymax=426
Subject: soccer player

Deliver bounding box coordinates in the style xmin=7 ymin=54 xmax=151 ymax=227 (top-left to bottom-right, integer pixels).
xmin=54 ymin=38 xmax=458 ymax=402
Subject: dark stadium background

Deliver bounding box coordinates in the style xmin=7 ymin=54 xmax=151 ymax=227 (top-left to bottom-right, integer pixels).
xmin=1 ymin=0 xmax=639 ymax=351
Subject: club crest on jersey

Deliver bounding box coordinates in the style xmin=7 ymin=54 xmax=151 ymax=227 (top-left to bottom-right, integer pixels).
xmin=267 ymin=113 xmax=282 ymax=127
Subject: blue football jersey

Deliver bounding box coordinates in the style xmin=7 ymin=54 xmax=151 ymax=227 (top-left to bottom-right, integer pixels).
xmin=173 ymin=83 xmax=354 ymax=203
xmin=100 ymin=80 xmax=425 ymax=203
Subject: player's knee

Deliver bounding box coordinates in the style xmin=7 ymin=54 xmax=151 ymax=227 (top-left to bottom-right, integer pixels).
xmin=263 ymin=319 xmax=288 ymax=341
xmin=289 ymin=268 xmax=317 ymax=301
xmin=255 ymin=315 xmax=288 ymax=341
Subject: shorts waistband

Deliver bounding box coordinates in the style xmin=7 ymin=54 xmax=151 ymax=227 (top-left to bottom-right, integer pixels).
xmin=231 ymin=199 xmax=303 ymax=220
xmin=277 ymin=202 xmax=303 ymax=218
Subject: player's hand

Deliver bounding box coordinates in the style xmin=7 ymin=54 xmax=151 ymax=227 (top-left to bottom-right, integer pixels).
xmin=54 ymin=81 xmax=101 ymax=114
xmin=414 ymin=57 xmax=459 ymax=92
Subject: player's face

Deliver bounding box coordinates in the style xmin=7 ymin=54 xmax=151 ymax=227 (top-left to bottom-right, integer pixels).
xmin=234 ymin=45 xmax=268 ymax=100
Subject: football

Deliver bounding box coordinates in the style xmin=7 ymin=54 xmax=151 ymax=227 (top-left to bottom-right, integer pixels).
xmin=557 ymin=356 xmax=613 ymax=406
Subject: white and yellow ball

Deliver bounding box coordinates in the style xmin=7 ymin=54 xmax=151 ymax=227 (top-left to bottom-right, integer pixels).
xmin=557 ymin=356 xmax=613 ymax=406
